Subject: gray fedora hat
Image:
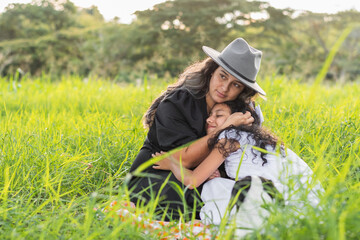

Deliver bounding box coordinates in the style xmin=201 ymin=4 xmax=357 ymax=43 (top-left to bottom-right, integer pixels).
xmin=202 ymin=38 xmax=266 ymax=96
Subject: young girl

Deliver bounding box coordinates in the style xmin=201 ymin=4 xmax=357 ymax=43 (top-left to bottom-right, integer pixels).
xmin=153 ymin=101 xmax=323 ymax=228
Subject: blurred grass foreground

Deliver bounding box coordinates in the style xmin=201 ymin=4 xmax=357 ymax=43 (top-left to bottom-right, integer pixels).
xmin=0 ymin=75 xmax=359 ymax=239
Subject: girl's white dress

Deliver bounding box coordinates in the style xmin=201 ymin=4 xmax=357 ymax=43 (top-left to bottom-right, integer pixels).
xmin=200 ymin=129 xmax=323 ymax=226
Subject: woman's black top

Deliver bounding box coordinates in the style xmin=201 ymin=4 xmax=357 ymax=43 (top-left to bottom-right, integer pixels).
xmin=130 ymin=89 xmax=208 ymax=172
xmin=128 ymin=89 xmax=208 ymax=220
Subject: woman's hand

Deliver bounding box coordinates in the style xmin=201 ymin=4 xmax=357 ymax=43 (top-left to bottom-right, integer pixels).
xmin=220 ymin=111 xmax=254 ymax=129
xmin=207 ymin=169 xmax=221 ymax=180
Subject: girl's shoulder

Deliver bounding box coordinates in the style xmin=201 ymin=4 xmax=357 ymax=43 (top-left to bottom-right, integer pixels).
xmin=283 ymin=148 xmax=313 ymax=173
xmin=218 ymin=129 xmax=254 ymax=145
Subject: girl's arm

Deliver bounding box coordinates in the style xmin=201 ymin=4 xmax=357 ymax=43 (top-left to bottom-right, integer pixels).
xmin=170 ymin=111 xmax=253 ymax=169
xmin=153 ymin=139 xmax=231 ymax=189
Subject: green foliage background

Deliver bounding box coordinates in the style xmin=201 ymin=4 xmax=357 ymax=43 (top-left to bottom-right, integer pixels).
xmin=0 ymin=0 xmax=360 ymax=82
xmin=0 ymin=75 xmax=359 ymax=239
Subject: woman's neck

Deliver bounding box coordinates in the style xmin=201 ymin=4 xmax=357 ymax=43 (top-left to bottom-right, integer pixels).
xmin=205 ymin=94 xmax=215 ymax=114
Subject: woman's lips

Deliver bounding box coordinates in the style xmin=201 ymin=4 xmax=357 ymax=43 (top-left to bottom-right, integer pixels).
xmin=216 ymin=90 xmax=226 ymax=98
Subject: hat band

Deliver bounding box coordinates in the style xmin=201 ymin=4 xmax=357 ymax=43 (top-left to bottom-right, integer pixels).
xmin=218 ymin=56 xmax=256 ymax=83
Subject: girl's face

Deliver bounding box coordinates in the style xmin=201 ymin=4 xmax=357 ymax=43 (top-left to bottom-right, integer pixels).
xmin=206 ymin=103 xmax=232 ymax=134
xmin=206 ymin=67 xmax=245 ymax=110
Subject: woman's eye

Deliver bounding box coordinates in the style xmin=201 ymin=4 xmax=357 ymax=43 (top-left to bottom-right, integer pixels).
xmin=220 ymin=74 xmax=226 ymax=80
xmin=216 ymin=115 xmax=223 ymax=118
xmin=233 ymin=83 xmax=240 ymax=88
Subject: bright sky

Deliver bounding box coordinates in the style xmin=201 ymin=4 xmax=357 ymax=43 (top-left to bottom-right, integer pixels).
xmin=1 ymin=0 xmax=360 ymax=23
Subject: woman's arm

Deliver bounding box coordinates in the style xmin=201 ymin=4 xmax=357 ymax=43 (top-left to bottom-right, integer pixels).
xmin=153 ymin=139 xmax=232 ymax=189
xmin=169 ymin=111 xmax=253 ymax=169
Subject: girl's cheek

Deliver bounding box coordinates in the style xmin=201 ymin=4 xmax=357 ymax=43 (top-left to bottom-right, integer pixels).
xmin=217 ymin=117 xmax=226 ymax=125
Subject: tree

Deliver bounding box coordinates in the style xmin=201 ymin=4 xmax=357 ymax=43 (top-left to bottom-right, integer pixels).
xmin=0 ymin=0 xmax=105 ymax=76
xmin=331 ymin=10 xmax=360 ymax=81
xmin=0 ymin=0 xmax=77 ymax=41
xmin=133 ymin=0 xmax=266 ymax=77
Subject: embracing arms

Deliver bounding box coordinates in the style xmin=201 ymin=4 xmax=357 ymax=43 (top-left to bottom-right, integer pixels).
xmin=153 ymin=141 xmax=226 ymax=189
xmin=166 ymin=111 xmax=253 ymax=169
xmin=153 ymin=138 xmax=240 ymax=189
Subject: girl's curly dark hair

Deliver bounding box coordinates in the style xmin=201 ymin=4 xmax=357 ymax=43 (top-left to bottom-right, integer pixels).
xmin=207 ymin=101 xmax=283 ymax=166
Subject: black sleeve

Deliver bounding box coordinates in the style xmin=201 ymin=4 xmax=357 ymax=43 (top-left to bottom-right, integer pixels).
xmin=154 ymin=90 xmax=207 ymax=151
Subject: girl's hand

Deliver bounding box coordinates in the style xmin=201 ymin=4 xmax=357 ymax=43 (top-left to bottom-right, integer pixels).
xmin=221 ymin=111 xmax=254 ymax=129
xmin=152 ymin=151 xmax=172 ymax=170
xmin=207 ymin=169 xmax=220 ymax=180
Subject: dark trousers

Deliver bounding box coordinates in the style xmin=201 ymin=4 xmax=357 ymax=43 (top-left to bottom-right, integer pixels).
xmin=127 ymin=149 xmax=203 ymax=221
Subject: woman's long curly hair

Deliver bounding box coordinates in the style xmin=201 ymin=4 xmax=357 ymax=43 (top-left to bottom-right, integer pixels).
xmin=208 ymin=101 xmax=283 ymax=166
xmin=143 ymin=57 xmax=258 ymax=128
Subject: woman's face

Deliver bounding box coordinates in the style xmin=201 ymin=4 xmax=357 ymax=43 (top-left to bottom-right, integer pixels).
xmin=206 ymin=67 xmax=245 ymax=110
xmin=206 ymin=103 xmax=232 ymax=134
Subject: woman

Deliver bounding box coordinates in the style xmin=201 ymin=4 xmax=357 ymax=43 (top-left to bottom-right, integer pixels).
xmin=128 ymin=38 xmax=266 ymax=220
xmin=153 ymin=102 xmax=322 ymax=229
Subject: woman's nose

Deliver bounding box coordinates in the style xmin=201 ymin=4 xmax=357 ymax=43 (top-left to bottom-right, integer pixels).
xmin=221 ymin=82 xmax=230 ymax=92
xmin=206 ymin=117 xmax=213 ymax=124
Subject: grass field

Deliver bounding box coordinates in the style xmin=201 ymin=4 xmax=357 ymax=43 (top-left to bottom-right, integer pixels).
xmin=0 ymin=75 xmax=359 ymax=239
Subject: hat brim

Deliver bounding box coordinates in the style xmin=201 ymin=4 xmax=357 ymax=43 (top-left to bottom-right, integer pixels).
xmin=202 ymin=46 xmax=266 ymax=96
